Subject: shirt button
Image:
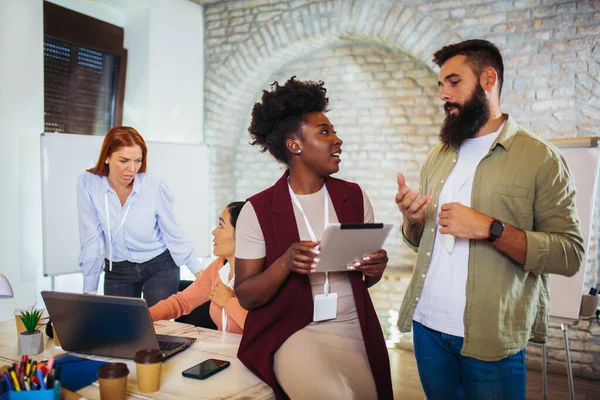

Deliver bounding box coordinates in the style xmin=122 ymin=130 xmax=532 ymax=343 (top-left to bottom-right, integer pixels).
xmin=452 ymin=159 xmax=457 ymax=163
xmin=431 ymin=228 xmax=435 ymax=232
xmin=441 ymin=179 xmax=445 ymax=183
xmin=415 ymin=297 xmax=420 ymax=301
xmin=571 ymin=217 xmax=577 ymax=223
xmin=426 ymin=252 xmax=431 ymax=256
xmin=434 ymin=204 xmax=437 ymax=208
xmin=421 ymin=274 xmax=426 ymax=278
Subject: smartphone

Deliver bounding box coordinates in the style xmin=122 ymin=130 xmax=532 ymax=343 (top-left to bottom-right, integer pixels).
xmin=182 ymin=359 xmax=231 ymax=380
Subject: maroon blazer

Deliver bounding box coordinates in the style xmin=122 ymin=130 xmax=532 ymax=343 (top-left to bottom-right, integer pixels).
xmin=237 ymin=171 xmax=393 ymax=399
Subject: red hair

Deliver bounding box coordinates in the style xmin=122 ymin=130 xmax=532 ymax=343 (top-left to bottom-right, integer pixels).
xmin=87 ymin=127 xmax=148 ymax=176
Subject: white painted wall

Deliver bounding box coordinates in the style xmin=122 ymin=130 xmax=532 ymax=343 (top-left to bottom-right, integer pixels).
xmin=0 ymin=0 xmax=205 ymax=321
xmin=0 ymin=0 xmax=45 ymax=322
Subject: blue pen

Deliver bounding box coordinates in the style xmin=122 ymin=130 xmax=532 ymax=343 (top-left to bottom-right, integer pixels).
xmin=2 ymin=371 xmax=15 ymax=391
xmin=36 ymin=369 xmax=46 ymax=390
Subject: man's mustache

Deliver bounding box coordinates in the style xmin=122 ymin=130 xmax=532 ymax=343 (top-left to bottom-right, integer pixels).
xmin=444 ymin=102 xmax=462 ymax=114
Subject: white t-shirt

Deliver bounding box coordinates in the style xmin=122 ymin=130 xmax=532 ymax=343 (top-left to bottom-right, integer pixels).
xmin=413 ymin=122 xmax=505 ymax=337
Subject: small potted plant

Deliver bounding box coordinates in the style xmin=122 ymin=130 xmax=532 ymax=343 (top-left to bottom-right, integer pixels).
xmin=17 ymin=306 xmax=44 ymax=355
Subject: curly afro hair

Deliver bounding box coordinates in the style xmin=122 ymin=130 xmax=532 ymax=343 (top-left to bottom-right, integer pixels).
xmin=248 ymin=76 xmax=329 ymax=164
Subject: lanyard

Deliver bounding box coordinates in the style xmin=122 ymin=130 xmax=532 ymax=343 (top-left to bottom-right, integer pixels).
xmin=287 ymin=180 xmax=330 ymax=294
xmin=104 ymin=192 xmax=132 ymax=272
xmin=218 ymin=263 xmax=235 ymax=332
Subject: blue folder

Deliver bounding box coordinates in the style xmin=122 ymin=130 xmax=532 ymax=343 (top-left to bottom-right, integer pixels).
xmin=54 ymin=355 xmax=109 ymax=391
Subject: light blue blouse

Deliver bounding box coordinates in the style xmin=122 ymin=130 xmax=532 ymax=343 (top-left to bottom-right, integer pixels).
xmin=76 ymin=172 xmax=202 ymax=292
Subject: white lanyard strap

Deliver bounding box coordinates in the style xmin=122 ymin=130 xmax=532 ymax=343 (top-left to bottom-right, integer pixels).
xmin=104 ymin=192 xmax=132 ymax=272
xmin=218 ymin=263 xmax=235 ymax=332
xmin=287 ymin=180 xmax=330 ymax=294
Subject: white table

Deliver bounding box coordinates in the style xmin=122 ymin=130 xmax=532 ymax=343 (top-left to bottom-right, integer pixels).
xmin=0 ymin=319 xmax=274 ymax=399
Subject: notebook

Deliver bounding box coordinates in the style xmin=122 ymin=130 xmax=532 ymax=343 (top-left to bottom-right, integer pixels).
xmin=41 ymin=291 xmax=195 ymax=359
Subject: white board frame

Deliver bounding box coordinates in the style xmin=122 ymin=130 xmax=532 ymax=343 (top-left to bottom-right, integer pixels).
xmin=548 ymin=137 xmax=599 ymax=324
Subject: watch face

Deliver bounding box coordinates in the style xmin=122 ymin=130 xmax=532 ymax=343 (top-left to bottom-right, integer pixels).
xmin=490 ymin=220 xmax=504 ymax=238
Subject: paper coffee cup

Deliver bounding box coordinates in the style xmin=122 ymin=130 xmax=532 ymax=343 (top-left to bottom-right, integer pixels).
xmin=134 ymin=349 xmax=163 ymax=393
xmin=97 ymin=362 xmax=129 ymax=400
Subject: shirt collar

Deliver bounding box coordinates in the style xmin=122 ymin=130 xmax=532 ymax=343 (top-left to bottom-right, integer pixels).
xmin=491 ymin=113 xmax=519 ymax=151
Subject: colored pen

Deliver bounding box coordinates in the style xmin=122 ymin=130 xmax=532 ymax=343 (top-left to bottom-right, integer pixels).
xmin=2 ymin=372 xmax=14 ymax=391
xmin=19 ymin=356 xmax=27 ymax=380
xmin=29 ymin=360 xmax=37 ymax=379
xmin=36 ymin=369 xmax=46 ymax=390
xmin=9 ymin=369 xmax=21 ymax=391
xmin=47 ymin=357 xmax=55 ymax=376
xmin=46 ymin=373 xmax=55 ymax=389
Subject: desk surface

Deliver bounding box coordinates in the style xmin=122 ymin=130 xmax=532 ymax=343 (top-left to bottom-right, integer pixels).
xmin=0 ymin=319 xmax=274 ymax=400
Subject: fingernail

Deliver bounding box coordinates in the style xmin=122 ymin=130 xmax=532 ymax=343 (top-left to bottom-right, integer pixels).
xmin=313 ymin=258 xmax=320 ymax=263
xmin=311 ymin=263 xmax=317 ymax=269
xmin=354 ymin=262 xmax=361 ymax=267
xmin=347 ymin=266 xmax=356 ymax=270
xmin=362 ymin=256 xmax=370 ymax=261
xmin=310 ymin=268 xmax=316 ymax=273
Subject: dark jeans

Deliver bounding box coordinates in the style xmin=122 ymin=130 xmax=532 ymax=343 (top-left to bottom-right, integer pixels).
xmin=104 ymin=250 xmax=180 ymax=307
xmin=413 ymin=321 xmax=526 ymax=400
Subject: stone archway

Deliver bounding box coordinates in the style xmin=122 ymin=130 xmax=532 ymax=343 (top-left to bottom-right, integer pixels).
xmin=204 ymin=0 xmax=459 ymax=147
xmin=203 ymin=0 xmax=460 ymax=216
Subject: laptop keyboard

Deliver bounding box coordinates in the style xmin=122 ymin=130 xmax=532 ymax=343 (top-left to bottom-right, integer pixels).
xmin=159 ymin=341 xmax=182 ymax=352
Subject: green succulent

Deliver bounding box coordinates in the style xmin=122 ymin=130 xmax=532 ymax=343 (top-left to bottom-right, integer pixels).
xmin=19 ymin=306 xmax=44 ymax=334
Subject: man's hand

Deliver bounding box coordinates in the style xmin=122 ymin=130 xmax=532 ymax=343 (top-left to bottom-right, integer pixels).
xmin=438 ymin=202 xmax=493 ymax=240
xmin=209 ymin=281 xmax=234 ymax=308
xmin=395 ymin=173 xmax=432 ymax=225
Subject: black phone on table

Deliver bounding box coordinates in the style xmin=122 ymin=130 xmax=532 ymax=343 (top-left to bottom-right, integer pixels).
xmin=182 ymin=359 xmax=231 ymax=380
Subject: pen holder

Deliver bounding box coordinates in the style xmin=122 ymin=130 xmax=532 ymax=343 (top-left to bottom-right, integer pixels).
xmin=579 ymin=294 xmax=599 ymax=318
xmin=8 ymin=382 xmax=60 ymax=400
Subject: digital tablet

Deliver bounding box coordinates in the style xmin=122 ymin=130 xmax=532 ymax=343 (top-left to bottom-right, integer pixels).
xmin=316 ymin=223 xmax=394 ymax=272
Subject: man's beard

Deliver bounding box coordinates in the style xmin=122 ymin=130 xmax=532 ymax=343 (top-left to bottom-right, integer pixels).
xmin=439 ymin=83 xmax=490 ymax=148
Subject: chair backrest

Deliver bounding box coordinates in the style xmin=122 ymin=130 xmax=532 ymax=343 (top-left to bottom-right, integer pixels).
xmin=175 ymin=280 xmax=218 ymax=330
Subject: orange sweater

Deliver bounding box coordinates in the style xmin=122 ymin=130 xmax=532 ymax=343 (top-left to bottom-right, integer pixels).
xmin=149 ymin=257 xmax=247 ymax=334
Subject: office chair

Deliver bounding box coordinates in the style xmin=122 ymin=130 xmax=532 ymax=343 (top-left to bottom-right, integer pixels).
xmin=174 ymin=280 xmax=218 ymax=330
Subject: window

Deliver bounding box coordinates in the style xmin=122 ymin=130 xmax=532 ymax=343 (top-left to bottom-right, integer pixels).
xmin=44 ymin=1 xmax=127 ymax=135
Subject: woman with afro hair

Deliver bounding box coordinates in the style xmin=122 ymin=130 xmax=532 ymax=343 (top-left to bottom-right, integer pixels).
xmin=234 ymin=77 xmax=393 ymax=400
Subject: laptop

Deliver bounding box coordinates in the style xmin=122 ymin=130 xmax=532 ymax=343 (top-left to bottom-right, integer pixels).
xmin=41 ymin=291 xmax=196 ymax=359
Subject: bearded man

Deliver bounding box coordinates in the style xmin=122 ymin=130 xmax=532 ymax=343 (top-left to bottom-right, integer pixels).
xmin=394 ymin=39 xmax=584 ymax=400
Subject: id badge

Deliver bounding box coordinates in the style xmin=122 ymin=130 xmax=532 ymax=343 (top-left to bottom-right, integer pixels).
xmin=313 ymin=292 xmax=338 ymax=322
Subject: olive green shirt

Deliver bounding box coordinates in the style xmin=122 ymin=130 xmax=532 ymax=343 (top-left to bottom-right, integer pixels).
xmin=397 ymin=114 xmax=584 ymax=361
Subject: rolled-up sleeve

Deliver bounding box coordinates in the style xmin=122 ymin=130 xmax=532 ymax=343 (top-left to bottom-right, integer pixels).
xmin=155 ymin=180 xmax=202 ymax=274
xmin=524 ymin=153 xmax=584 ymax=277
xmin=76 ymin=174 xmax=106 ymax=293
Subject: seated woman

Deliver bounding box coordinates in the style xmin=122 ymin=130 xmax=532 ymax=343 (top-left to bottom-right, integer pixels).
xmin=234 ymin=77 xmax=393 ymax=399
xmin=149 ymin=202 xmax=247 ymax=334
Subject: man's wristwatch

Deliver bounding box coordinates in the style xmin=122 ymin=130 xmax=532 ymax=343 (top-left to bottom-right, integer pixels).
xmin=487 ymin=218 xmax=504 ymax=242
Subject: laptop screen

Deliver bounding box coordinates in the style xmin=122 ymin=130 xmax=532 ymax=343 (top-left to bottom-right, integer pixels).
xmin=42 ymin=291 xmax=160 ymax=359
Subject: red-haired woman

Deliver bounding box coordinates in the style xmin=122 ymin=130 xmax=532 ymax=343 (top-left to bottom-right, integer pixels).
xmin=76 ymin=127 xmax=202 ymax=306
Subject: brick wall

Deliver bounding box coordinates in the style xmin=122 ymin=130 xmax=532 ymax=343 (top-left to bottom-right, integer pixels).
xmin=200 ymin=0 xmax=600 ymax=378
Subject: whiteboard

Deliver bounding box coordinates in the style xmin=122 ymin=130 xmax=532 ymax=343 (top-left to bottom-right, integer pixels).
xmin=41 ymin=132 xmax=211 ymax=277
xmin=548 ymin=137 xmax=600 ymax=322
